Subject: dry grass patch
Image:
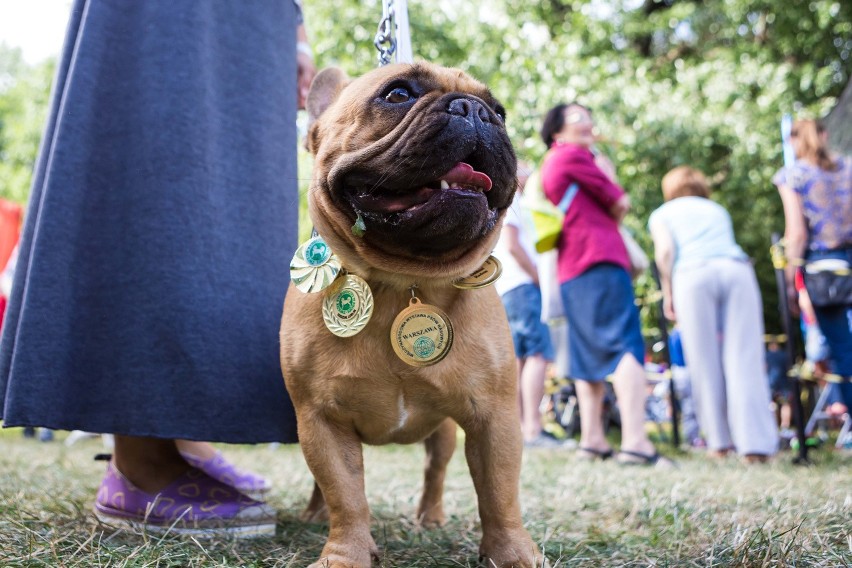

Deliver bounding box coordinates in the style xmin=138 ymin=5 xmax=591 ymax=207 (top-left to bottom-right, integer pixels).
xmin=0 ymin=429 xmax=849 ymax=567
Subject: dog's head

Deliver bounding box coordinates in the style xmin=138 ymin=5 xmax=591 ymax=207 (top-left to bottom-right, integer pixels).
xmin=305 ymin=62 xmax=516 ymax=282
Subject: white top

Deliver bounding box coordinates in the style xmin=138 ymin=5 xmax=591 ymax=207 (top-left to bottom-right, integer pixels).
xmin=648 ymin=196 xmax=747 ymax=271
xmin=494 ymin=193 xmax=539 ymax=296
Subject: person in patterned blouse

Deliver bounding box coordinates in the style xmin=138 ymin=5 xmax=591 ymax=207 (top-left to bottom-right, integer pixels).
xmin=773 ymin=118 xmax=852 ymax=415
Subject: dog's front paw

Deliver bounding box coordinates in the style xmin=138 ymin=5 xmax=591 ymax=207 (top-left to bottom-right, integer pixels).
xmin=308 ymin=555 xmax=369 ymax=568
xmin=479 ymin=529 xmax=545 ymax=568
xmin=309 ymin=536 xmax=380 ymax=568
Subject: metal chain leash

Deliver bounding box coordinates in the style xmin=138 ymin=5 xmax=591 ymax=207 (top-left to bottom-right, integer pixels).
xmin=374 ymin=0 xmax=397 ymax=66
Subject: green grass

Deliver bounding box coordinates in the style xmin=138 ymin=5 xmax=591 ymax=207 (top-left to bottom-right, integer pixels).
xmin=0 ymin=429 xmax=849 ymax=567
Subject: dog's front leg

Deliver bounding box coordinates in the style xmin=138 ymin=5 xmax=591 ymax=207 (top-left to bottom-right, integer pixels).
xmin=463 ymin=414 xmax=543 ymax=568
xmin=299 ymin=413 xmax=378 ymax=568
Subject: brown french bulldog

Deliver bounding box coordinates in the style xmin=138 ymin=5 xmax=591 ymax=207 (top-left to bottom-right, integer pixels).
xmin=280 ymin=61 xmax=542 ymax=568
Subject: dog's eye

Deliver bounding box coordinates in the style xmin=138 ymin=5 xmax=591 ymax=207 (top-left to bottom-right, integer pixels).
xmin=385 ymin=87 xmax=412 ymax=104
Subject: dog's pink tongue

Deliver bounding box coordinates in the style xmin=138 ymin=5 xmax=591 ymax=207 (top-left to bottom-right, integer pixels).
xmin=441 ymin=162 xmax=492 ymax=191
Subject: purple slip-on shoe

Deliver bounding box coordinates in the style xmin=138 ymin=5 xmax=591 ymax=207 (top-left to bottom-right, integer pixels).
xmin=94 ymin=462 xmax=276 ymax=538
xmin=180 ymin=450 xmax=272 ymax=500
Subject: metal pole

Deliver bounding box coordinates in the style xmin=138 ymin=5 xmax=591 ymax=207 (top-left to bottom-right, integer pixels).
xmin=771 ymin=233 xmax=810 ymax=464
xmin=650 ymin=263 xmax=681 ymax=448
xmin=394 ymin=0 xmax=413 ymax=63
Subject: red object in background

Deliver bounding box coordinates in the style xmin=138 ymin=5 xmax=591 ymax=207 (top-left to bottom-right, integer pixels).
xmin=794 ymin=267 xmax=818 ymax=326
xmin=0 ymin=199 xmax=23 ymax=328
xmin=794 ymin=268 xmax=805 ymax=292
xmin=0 ymin=200 xmax=22 ymax=270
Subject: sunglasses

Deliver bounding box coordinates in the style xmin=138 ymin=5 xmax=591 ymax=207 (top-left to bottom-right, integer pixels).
xmin=565 ymin=112 xmax=593 ymax=125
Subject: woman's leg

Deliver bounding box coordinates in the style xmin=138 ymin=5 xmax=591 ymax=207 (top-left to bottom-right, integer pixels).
xmin=519 ymin=355 xmax=549 ymax=441
xmin=575 ymin=380 xmax=609 ymax=451
xmin=719 ymin=262 xmax=778 ymax=456
xmin=674 ymin=267 xmax=732 ymax=451
xmin=611 ymin=353 xmax=655 ymax=456
xmin=812 ymin=305 xmax=852 ymax=411
xmin=516 ymin=358 xmax=525 ymax=434
xmin=807 ymin=249 xmax=852 ymax=411
xmin=113 ymin=436 xmax=190 ymax=493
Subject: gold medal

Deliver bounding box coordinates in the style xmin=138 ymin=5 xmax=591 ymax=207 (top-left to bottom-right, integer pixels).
xmin=322 ymin=274 xmax=374 ymax=337
xmin=390 ymin=297 xmax=454 ymax=367
xmin=290 ymin=236 xmax=342 ymax=293
xmin=452 ymin=255 xmax=502 ymax=290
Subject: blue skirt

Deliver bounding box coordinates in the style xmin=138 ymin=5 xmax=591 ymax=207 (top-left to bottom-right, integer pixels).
xmin=560 ymin=264 xmax=645 ymax=381
xmin=0 ymin=1 xmax=299 ymax=443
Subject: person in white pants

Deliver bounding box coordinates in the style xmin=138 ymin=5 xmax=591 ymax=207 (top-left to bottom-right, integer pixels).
xmin=649 ymin=166 xmax=778 ymax=461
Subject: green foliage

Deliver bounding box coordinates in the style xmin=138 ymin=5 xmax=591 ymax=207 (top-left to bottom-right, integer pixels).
xmin=0 ymin=45 xmax=54 ymax=204
xmin=1 ymin=3 xmax=849 ymax=333
xmin=303 ymin=0 xmax=850 ymax=333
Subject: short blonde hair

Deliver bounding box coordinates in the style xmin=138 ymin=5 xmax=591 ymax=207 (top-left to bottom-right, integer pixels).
xmin=661 ymin=166 xmax=710 ymax=201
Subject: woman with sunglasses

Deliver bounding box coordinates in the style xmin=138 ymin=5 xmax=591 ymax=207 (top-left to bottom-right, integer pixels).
xmin=539 ymin=103 xmax=670 ymax=466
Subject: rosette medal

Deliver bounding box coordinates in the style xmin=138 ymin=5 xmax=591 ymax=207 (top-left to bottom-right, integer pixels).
xmin=290 ymin=236 xmax=342 ymax=293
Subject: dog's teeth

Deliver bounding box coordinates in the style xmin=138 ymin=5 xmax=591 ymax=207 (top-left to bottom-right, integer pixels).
xmin=438 ymin=181 xmax=484 ymax=192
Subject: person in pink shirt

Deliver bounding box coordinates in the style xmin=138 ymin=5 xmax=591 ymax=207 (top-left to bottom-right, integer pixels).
xmin=540 ymin=103 xmax=669 ymax=466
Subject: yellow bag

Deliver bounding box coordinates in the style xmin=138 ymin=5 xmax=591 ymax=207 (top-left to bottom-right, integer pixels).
xmin=523 ymin=168 xmax=578 ymax=253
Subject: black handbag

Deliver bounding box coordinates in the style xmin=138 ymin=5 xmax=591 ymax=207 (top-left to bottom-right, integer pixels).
xmin=803 ymin=264 xmax=852 ymax=308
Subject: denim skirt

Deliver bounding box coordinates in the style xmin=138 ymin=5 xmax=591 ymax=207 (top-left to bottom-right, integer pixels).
xmin=559 ymin=263 xmax=644 ymax=381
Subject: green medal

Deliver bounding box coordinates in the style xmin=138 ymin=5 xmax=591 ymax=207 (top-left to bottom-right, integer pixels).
xmin=322 ymin=274 xmax=374 ymax=337
xmin=290 ymin=235 xmax=342 ymax=293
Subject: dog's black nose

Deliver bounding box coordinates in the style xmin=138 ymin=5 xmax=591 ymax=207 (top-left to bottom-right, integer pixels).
xmin=447 ymin=97 xmax=493 ymax=124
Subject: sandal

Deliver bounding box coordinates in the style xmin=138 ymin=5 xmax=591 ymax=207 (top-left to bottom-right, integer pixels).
xmin=616 ymin=449 xmax=677 ymax=469
xmin=576 ymin=447 xmax=614 ymax=461
xmin=94 ymin=462 xmax=276 ymax=538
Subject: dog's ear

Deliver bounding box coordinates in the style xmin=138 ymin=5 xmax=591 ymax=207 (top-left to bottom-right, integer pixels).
xmin=307 ymin=67 xmax=349 ymax=124
xmin=305 ymin=67 xmax=349 ymax=154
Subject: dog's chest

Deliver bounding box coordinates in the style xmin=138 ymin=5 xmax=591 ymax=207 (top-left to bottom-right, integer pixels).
xmin=327 ymin=377 xmax=445 ymax=445
xmin=316 ymin=304 xmax=459 ymax=441
xmin=283 ymin=282 xmax=514 ymax=445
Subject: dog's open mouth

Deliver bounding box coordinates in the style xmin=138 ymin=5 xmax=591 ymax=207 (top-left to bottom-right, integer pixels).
xmin=349 ymin=162 xmax=493 ymax=214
